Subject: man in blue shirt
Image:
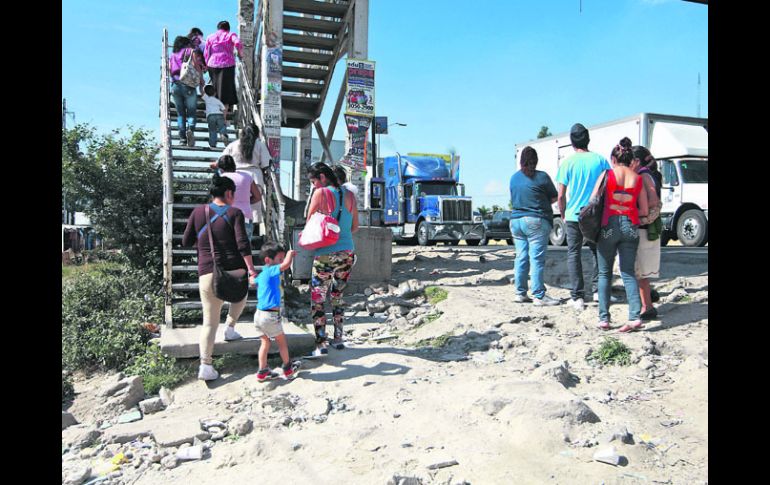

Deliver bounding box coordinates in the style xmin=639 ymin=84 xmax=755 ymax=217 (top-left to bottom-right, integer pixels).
xmin=556 ymin=123 xmax=611 ymax=311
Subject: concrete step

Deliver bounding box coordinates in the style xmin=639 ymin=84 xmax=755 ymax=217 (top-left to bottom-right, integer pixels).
xmin=284 ymin=0 xmax=349 ymax=18
xmin=283 ymin=65 xmax=329 ymax=80
xmin=283 ymin=32 xmax=338 ymax=50
xmin=160 ymin=322 xmax=315 ymax=359
xmin=282 ymin=80 xmax=324 ymax=94
xmin=282 ymin=49 xmax=333 ymax=66
xmin=282 ymin=15 xmax=342 ymax=35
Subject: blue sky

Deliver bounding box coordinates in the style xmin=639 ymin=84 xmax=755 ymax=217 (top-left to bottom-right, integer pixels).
xmin=62 ymin=0 xmax=708 ymax=207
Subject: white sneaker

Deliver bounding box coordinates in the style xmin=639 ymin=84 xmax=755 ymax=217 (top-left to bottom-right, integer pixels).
xmin=224 ymin=326 xmax=243 ymax=341
xmin=198 ymin=364 xmax=219 ymax=381
xmin=533 ymin=295 xmax=561 ymax=306
xmin=570 ymin=298 xmax=585 ymax=311
xmin=514 ymin=294 xmax=532 ymax=303
xmin=593 ymin=293 xmax=622 ymax=303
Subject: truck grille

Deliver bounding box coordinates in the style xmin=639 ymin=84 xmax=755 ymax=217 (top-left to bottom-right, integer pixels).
xmin=441 ymin=199 xmax=472 ymax=222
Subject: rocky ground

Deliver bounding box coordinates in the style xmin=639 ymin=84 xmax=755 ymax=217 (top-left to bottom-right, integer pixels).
xmin=62 ymin=245 xmax=708 ymax=485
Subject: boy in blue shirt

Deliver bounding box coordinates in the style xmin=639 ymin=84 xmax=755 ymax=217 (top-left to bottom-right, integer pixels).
xmin=254 ymin=243 xmax=299 ymax=381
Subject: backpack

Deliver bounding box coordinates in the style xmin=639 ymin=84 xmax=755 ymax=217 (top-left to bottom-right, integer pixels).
xmin=578 ymin=170 xmax=609 ymax=244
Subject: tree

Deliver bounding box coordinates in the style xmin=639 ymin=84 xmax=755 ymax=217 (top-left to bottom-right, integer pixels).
xmin=491 ymin=204 xmax=503 ymax=213
xmin=62 ymin=125 xmax=163 ymax=272
xmin=477 ymin=205 xmax=491 ymax=219
xmin=537 ymin=126 xmax=552 ymax=139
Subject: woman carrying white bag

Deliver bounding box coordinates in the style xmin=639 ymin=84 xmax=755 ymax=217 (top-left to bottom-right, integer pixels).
xmin=302 ymin=163 xmax=359 ymax=358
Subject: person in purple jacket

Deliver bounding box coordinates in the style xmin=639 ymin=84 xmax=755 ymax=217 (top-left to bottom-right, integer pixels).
xmin=204 ymin=21 xmax=243 ymax=125
xmin=169 ymin=36 xmax=203 ymax=147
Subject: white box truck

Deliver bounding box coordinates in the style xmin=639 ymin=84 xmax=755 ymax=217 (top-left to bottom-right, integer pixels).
xmin=515 ymin=113 xmax=708 ymax=247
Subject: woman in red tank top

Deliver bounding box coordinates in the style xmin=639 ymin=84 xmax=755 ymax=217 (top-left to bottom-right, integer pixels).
xmin=590 ymin=138 xmax=649 ymax=332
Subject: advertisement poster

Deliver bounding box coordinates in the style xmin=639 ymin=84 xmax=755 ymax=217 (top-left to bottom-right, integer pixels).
xmin=345 ymin=59 xmax=375 ymax=117
xmin=343 ymin=115 xmax=371 ymax=171
xmin=374 ymin=116 xmax=388 ymax=134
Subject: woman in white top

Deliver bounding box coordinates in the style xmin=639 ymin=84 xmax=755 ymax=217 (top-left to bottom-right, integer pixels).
xmin=217 ymin=155 xmax=262 ymax=239
xmin=211 ymin=125 xmax=272 ymax=226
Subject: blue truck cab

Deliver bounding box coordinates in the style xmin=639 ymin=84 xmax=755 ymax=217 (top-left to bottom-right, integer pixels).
xmin=381 ymin=154 xmax=483 ymax=246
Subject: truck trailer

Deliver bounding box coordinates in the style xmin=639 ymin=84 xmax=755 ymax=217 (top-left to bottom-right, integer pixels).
xmin=515 ymin=113 xmax=708 ymax=247
xmin=377 ymin=153 xmax=484 ymax=246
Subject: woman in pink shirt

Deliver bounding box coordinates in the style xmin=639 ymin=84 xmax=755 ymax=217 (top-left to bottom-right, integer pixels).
xmin=217 ymin=155 xmax=262 ymax=240
xmin=204 ymin=21 xmax=243 ymax=124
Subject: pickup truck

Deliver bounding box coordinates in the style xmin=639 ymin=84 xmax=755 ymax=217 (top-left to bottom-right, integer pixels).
xmin=481 ymin=210 xmax=513 ymax=245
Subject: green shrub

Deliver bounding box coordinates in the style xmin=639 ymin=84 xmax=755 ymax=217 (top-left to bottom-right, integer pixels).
xmin=425 ymin=287 xmax=448 ymax=305
xmin=62 ymin=371 xmax=74 ymax=404
xmin=588 ymin=337 xmax=632 ymax=366
xmin=125 ymin=344 xmax=193 ymax=395
xmin=414 ymin=332 xmax=453 ymax=348
xmin=62 ymin=264 xmax=163 ymax=371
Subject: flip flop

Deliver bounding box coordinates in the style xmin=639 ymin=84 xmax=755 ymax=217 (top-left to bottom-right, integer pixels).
xmin=618 ymin=321 xmax=645 ymax=333
xmin=597 ymin=321 xmax=611 ymax=330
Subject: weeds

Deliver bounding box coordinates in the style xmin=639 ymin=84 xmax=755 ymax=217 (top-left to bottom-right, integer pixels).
xmin=425 ymin=287 xmax=449 ymax=305
xmin=125 ymin=344 xmax=194 ymax=395
xmin=588 ymin=337 xmax=632 ymax=366
xmin=414 ymin=332 xmax=453 ymax=349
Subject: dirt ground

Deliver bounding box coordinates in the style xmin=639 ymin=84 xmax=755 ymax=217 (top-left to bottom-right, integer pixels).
xmin=64 ymin=245 xmax=708 ymax=485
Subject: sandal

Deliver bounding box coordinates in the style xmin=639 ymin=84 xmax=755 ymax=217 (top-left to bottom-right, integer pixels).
xmin=618 ymin=320 xmax=644 ymax=333
xmin=597 ymin=320 xmax=611 ymax=330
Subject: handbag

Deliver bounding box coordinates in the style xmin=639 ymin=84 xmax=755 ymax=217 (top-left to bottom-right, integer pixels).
xmin=298 ymin=187 xmax=343 ymax=250
xmin=204 ymin=204 xmax=248 ymax=302
xmin=578 ymin=170 xmax=609 ymax=244
xmin=180 ymin=48 xmax=201 ymax=88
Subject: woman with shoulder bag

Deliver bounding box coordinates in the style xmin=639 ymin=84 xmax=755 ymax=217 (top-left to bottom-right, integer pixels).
xmin=590 ymin=137 xmax=649 ymax=332
xmin=169 ymin=36 xmax=203 ymax=147
xmin=305 ymin=163 xmax=359 ymax=357
xmin=182 ymin=174 xmax=258 ymax=381
xmin=631 ymin=145 xmax=662 ymax=321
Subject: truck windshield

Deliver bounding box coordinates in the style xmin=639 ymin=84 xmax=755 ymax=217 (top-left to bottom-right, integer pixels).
xmin=419 ymin=183 xmax=457 ymax=196
xmin=679 ymin=160 xmax=708 ymax=183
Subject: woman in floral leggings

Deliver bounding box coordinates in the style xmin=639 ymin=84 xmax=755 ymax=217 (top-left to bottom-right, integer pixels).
xmin=305 ymin=163 xmax=359 ymax=357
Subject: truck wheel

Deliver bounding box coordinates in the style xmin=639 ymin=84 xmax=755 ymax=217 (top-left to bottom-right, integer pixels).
xmin=466 ymin=239 xmax=481 ymax=246
xmin=550 ymin=217 xmax=567 ymax=246
xmin=417 ymin=221 xmax=434 ymax=246
xmin=676 ymin=209 xmax=707 ymax=247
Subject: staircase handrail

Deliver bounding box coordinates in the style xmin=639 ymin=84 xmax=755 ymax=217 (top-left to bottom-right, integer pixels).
xmin=159 ymin=28 xmax=174 ymax=327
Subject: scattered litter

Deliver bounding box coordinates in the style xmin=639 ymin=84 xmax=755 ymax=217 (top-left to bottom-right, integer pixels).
xmin=660 ymin=419 xmax=682 ymax=428
xmin=117 ymin=409 xmax=142 ymax=424
xmin=373 ymin=334 xmax=398 ymax=342
xmin=593 ymin=446 xmax=621 ymax=466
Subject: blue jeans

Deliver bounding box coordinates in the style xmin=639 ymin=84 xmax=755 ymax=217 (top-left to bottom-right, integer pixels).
xmin=597 ymin=215 xmax=642 ymax=321
xmin=510 ymin=216 xmax=552 ymax=299
xmin=171 ymin=81 xmax=197 ymax=136
xmin=207 ymin=113 xmax=227 ymax=147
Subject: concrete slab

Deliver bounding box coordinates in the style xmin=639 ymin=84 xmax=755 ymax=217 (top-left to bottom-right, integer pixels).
xmin=160 ymin=321 xmax=315 ymax=359
xmin=102 ymin=408 xmax=210 ymax=447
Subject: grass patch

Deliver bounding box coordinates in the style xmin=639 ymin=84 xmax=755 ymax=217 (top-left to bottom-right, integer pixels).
xmin=125 ymin=344 xmax=194 ymax=395
xmin=414 ymin=332 xmax=453 ymax=349
xmin=425 ymin=287 xmax=448 ymax=305
xmin=62 ymin=261 xmax=123 ymax=281
xmin=424 ymin=312 xmax=443 ymax=324
xmin=588 ymin=337 xmax=632 ymax=366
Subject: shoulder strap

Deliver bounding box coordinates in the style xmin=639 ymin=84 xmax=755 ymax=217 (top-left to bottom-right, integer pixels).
xmin=335 ymin=187 xmax=344 ymax=220
xmin=205 ymin=205 xmax=217 ymax=269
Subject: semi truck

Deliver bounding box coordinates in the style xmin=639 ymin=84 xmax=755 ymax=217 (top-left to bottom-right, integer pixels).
xmin=371 ymin=153 xmax=484 ymax=246
xmin=515 ymin=113 xmax=708 ymax=247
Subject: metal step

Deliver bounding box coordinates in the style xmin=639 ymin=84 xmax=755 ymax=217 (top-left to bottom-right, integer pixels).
xmin=172 ymin=247 xmax=264 ymax=257
xmin=174 ymin=190 xmax=209 ymax=197
xmin=172 ymin=165 xmax=216 ymax=174
xmin=171 ymin=299 xmax=259 ymax=310
xmin=172 ymin=265 xmax=264 ymax=272
xmin=173 ymin=177 xmax=211 ymax=184
xmin=283 ymin=15 xmax=342 ymax=35
xmin=171 ymin=145 xmax=225 ymax=153
xmin=172 ymin=154 xmax=218 ymax=162
xmin=283 ymin=32 xmax=338 ymax=50
xmin=284 ymin=0 xmax=349 ymax=18
xmin=170 ymin=108 xmax=207 ymax=118
xmin=171 ymin=134 xmax=231 ymax=143
xmin=282 ymin=80 xmax=324 ymax=94
xmin=282 ymin=65 xmax=329 ymax=80
xmin=171 ymin=125 xmax=238 ymax=134
xmin=282 ymin=49 xmax=333 ymax=66
xmin=282 ymin=95 xmax=321 ymax=109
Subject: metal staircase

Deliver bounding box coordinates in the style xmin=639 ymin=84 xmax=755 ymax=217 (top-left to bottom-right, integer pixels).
xmin=160 ymin=30 xmax=283 ymax=327
xmin=159 ymin=0 xmax=358 ymax=328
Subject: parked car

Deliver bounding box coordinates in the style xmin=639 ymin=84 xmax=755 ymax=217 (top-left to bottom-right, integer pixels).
xmin=481 ymin=210 xmax=514 ymax=245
